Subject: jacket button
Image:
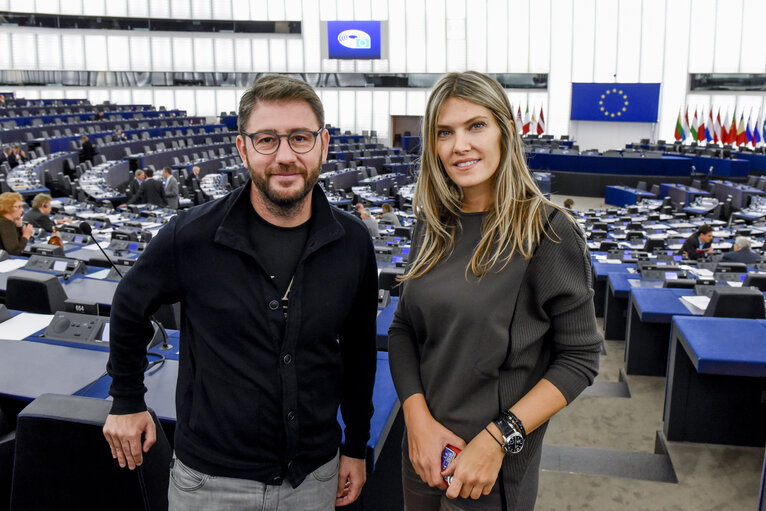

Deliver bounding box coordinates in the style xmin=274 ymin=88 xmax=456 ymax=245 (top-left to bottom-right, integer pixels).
xmin=268 ymin=299 xmax=279 ymax=310
xmin=271 ymin=476 xmax=282 ymax=485
xmin=283 ymin=354 xmax=292 ymax=365
xmin=287 ymin=410 xmax=296 ymax=421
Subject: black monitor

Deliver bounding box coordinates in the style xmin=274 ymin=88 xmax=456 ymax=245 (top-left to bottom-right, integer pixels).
xmin=743 ymin=274 xmax=766 ymax=292
xmin=704 ymin=287 xmax=765 ymax=319
xmin=643 ymin=238 xmax=666 ymax=252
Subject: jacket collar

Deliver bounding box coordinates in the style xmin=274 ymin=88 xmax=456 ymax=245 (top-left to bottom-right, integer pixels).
xmin=214 ymin=180 xmax=346 ymax=261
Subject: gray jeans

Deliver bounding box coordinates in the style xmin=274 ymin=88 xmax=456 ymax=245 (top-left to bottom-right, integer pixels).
xmin=168 ymin=452 xmax=340 ymax=511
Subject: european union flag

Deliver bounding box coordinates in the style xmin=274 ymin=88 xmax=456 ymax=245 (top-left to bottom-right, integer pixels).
xmin=570 ymin=83 xmax=661 ymax=122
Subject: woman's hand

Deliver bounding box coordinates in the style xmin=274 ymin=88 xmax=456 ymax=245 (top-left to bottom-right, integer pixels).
xmin=402 ymin=394 xmax=466 ymax=489
xmin=21 ymin=223 xmax=33 ymax=238
xmin=442 ymin=426 xmax=505 ymax=500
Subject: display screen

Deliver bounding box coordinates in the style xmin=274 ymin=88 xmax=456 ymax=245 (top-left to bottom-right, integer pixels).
xmin=326 ymin=20 xmax=382 ymax=59
xmin=127 ymin=242 xmax=139 ymax=251
xmin=53 ymin=260 xmax=68 ymax=272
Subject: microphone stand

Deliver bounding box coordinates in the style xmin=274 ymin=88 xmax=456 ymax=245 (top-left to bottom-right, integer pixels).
xmin=79 ymin=222 xmax=173 ymax=351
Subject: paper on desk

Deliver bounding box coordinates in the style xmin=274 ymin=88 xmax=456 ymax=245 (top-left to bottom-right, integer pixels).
xmin=680 ymin=295 xmax=710 ymax=314
xmin=81 ymin=242 xmax=105 ymax=251
xmin=726 ymin=281 xmax=743 ymax=287
xmin=0 ymin=259 xmax=28 ymax=273
xmin=690 ymin=268 xmax=714 ymax=278
xmin=594 ymin=254 xmax=607 ymax=261
xmin=0 ymin=313 xmax=54 ymax=340
xmin=603 ymin=259 xmax=624 ymax=264
xmin=87 ymin=268 xmax=111 ymax=280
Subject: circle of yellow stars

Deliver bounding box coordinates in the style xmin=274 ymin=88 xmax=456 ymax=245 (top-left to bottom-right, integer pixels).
xmin=599 ymin=88 xmax=629 ymax=118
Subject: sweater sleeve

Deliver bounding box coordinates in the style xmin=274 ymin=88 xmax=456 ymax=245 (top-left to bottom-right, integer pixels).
xmin=107 ymin=216 xmax=182 ymax=414
xmin=530 ymin=214 xmax=602 ymax=403
xmin=387 ymin=288 xmax=426 ymax=403
xmin=0 ymin=219 xmax=27 ymax=255
xmin=337 ymin=229 xmax=379 ymax=459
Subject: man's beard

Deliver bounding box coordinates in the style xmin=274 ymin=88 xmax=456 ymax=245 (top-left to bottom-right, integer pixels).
xmin=246 ymin=153 xmax=321 ymax=218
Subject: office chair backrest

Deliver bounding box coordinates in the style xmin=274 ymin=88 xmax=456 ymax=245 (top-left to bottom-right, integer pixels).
xmin=11 ymin=394 xmax=171 ymax=511
xmin=743 ymin=274 xmax=766 ymax=292
xmin=704 ymin=287 xmax=765 ymax=319
xmin=5 ymin=271 xmax=67 ymax=314
xmin=663 ymin=279 xmax=696 ymax=289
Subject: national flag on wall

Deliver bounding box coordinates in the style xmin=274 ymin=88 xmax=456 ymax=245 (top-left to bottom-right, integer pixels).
xmin=705 ymin=110 xmax=713 ymax=143
xmin=745 ymin=113 xmax=753 ymax=146
xmin=697 ymin=110 xmax=706 ymax=142
xmin=682 ymin=107 xmax=691 ymax=143
xmin=754 ymin=110 xmax=763 ymax=146
xmin=714 ymin=109 xmax=722 ymax=144
xmin=530 ymin=110 xmax=538 ymax=136
xmin=537 ymin=107 xmax=545 ymax=135
xmin=516 ymin=106 xmax=523 ymax=134
xmin=674 ymin=109 xmax=685 ymax=141
xmin=729 ymin=111 xmax=737 ymax=145
xmin=690 ymin=109 xmax=699 ymax=141
xmin=736 ymin=113 xmax=747 ymax=146
xmin=522 ymin=105 xmax=530 ymax=134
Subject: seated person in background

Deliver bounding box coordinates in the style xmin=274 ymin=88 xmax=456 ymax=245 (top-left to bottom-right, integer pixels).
xmin=679 ymin=223 xmax=713 ymax=260
xmin=563 ymin=198 xmax=575 ymax=209
xmin=22 ymin=193 xmax=71 ymax=233
xmin=113 ymin=128 xmax=128 ymax=141
xmin=0 ymin=146 xmax=10 ymax=165
xmin=8 ymin=145 xmax=27 ymax=169
xmin=126 ymin=169 xmax=145 ymax=200
xmin=127 ymin=168 xmax=167 ymax=208
xmin=377 ymin=202 xmax=402 ymax=227
xmin=187 ymin=165 xmax=201 ymax=188
xmin=352 ymin=203 xmax=364 ymax=218
xmin=360 ymin=207 xmax=379 ymax=237
xmin=92 ymin=110 xmax=106 ymax=121
xmin=0 ymin=192 xmax=33 ymax=255
xmin=721 ymin=236 xmax=761 ymax=264
xmin=79 ymin=135 xmax=97 ymax=164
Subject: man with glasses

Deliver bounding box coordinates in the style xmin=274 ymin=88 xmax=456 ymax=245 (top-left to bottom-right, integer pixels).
xmin=103 ymin=75 xmax=378 ymax=510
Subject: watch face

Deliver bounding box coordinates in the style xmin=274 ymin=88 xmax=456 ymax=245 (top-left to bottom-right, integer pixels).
xmin=507 ymin=432 xmax=524 ymax=454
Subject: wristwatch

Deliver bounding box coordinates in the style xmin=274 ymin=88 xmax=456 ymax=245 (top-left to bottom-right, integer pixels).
xmin=492 ymin=411 xmax=526 ymax=455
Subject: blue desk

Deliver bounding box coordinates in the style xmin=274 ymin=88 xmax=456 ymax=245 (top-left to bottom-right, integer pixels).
xmin=734 ymin=151 xmax=766 ymax=173
xmin=625 ymin=287 xmax=696 ymax=376
xmin=527 ymin=152 xmax=692 ymax=176
xmin=591 ymin=260 xmax=637 ymax=318
xmin=659 ymin=183 xmax=711 ymax=206
xmin=376 ymin=297 xmax=398 ymax=350
xmin=0 ymin=340 xmax=109 ymax=402
xmin=689 ymin=155 xmax=750 ymax=178
xmin=710 ymin=180 xmax=765 ymax=209
xmin=604 ymin=186 xmax=657 ymax=207
xmin=603 ymin=273 xmax=663 ymax=340
xmin=664 ymin=317 xmax=766 ymax=446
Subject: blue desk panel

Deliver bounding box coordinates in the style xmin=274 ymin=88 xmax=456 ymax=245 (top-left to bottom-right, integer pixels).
xmin=664 ymin=317 xmax=766 ymax=446
xmin=527 ymin=152 xmax=692 ymax=176
xmin=604 ymin=186 xmax=656 ymax=207
xmin=689 ymin=155 xmax=750 ymax=178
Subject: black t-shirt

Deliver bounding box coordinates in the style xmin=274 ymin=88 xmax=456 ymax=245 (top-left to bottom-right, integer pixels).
xmin=249 ymin=210 xmax=311 ymax=329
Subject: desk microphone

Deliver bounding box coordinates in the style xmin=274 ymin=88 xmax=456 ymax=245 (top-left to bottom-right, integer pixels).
xmin=79 ymin=222 xmax=172 ymax=351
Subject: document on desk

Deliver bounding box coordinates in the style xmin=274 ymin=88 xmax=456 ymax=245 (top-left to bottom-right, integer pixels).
xmin=679 ymin=296 xmax=709 ymax=315
xmin=0 ymin=259 xmax=28 ymax=273
xmin=0 ymin=313 xmax=54 ymax=340
xmin=689 ymin=267 xmax=714 ymax=278
xmin=86 ymin=268 xmax=111 ymax=280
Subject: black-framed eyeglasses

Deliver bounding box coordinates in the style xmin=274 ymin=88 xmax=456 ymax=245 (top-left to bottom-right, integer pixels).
xmin=240 ymin=128 xmax=323 ymax=155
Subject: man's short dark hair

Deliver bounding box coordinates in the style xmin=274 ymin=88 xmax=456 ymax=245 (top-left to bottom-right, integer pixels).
xmin=698 ymin=224 xmax=713 ymax=235
xmin=237 ymin=75 xmax=324 ymax=134
xmin=163 ymin=167 xmax=172 ymax=175
xmin=145 ymin=168 xmax=154 ymax=178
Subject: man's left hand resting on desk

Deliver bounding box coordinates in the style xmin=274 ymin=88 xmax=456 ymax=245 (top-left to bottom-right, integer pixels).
xmin=103 ymin=411 xmax=157 ymax=470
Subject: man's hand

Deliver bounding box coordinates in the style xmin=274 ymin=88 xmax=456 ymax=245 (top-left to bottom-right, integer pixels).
xmin=102 ymin=411 xmax=156 ymax=470
xmin=335 ymin=455 xmax=366 ymax=506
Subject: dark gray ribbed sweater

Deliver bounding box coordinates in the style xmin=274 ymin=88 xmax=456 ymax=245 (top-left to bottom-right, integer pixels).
xmin=389 ymin=209 xmax=601 ymax=510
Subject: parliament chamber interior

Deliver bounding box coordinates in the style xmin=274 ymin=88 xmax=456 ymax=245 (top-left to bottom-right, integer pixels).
xmin=0 ymin=0 xmax=765 ymax=510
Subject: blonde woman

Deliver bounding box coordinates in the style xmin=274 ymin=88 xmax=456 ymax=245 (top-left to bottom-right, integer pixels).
xmin=0 ymin=192 xmax=33 ymax=255
xmin=388 ymin=71 xmax=601 ymax=510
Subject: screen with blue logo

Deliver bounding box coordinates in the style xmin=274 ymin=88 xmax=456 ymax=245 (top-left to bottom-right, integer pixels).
xmin=327 ymin=20 xmax=382 ymax=59
xmin=570 ymin=83 xmax=661 ymax=122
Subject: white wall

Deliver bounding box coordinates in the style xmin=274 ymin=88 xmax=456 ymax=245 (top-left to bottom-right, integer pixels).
xmin=1 ymin=0 xmax=765 ymax=150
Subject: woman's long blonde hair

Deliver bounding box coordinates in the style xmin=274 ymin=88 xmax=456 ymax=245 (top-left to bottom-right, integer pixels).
xmin=403 ymin=71 xmax=567 ymax=280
